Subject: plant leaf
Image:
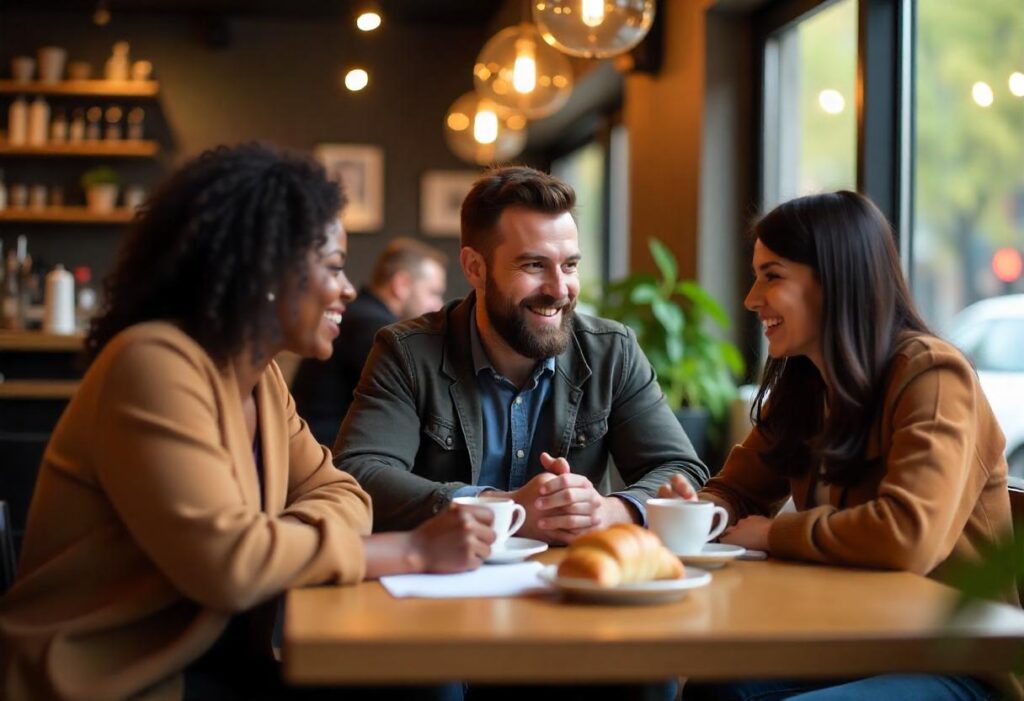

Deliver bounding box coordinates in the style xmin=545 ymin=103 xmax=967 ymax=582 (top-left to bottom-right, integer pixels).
xmin=649 ymin=239 xmax=678 ymax=288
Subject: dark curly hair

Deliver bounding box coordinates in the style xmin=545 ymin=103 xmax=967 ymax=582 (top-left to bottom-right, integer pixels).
xmin=86 ymin=143 xmax=345 ymax=366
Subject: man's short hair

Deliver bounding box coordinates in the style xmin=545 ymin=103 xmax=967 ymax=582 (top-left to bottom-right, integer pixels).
xmin=460 ymin=166 xmax=576 ymax=260
xmin=371 ymin=237 xmax=449 ymax=287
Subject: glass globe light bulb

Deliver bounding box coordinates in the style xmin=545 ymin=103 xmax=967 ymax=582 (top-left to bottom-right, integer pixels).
xmin=533 ymin=0 xmax=656 ymax=59
xmin=444 ymin=92 xmax=528 ymax=166
xmin=474 ymin=23 xmax=574 ymax=119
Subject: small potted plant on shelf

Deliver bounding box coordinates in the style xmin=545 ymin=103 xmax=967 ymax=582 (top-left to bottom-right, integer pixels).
xmin=80 ymin=166 xmax=121 ymax=213
xmin=595 ymin=238 xmax=746 ymax=463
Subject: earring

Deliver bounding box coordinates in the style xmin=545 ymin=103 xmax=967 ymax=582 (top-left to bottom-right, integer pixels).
xmin=267 ymin=290 xmax=276 ymax=302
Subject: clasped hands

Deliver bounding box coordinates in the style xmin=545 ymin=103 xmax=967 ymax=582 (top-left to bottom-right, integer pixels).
xmin=657 ymin=474 xmax=772 ymax=552
xmin=492 ymin=452 xmax=635 ymax=545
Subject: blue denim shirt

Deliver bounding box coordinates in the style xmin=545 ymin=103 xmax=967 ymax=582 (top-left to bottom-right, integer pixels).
xmin=452 ymin=312 xmax=555 ymax=496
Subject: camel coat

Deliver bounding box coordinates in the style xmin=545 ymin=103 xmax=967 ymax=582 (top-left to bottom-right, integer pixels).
xmin=0 ymin=322 xmax=372 ymax=701
xmin=703 ymin=334 xmax=1021 ymax=698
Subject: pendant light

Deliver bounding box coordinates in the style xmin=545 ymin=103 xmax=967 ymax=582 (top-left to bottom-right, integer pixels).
xmin=474 ymin=22 xmax=574 ymax=119
xmin=533 ymin=0 xmax=656 ymax=59
xmin=444 ymin=91 xmax=528 ymax=166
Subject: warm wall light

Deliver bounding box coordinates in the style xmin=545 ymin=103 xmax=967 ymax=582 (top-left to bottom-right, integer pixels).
xmin=355 ymin=2 xmax=382 ymax=31
xmin=972 ymin=81 xmax=994 ymax=107
xmin=93 ymin=0 xmax=111 ymax=26
xmin=1010 ymin=72 xmax=1024 ymax=98
xmin=474 ymin=23 xmax=573 ymax=119
xmin=533 ymin=0 xmax=655 ymax=59
xmin=356 ymin=12 xmax=381 ymax=31
xmin=444 ymin=91 xmax=527 ymax=165
xmin=818 ymin=89 xmax=845 ymax=114
xmin=344 ymin=68 xmax=369 ymax=92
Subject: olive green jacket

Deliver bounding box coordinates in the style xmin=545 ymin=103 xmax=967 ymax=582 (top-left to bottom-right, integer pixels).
xmin=334 ymin=293 xmax=708 ymax=532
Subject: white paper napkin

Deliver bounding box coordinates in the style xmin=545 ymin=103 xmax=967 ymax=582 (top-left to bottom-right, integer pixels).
xmin=380 ymin=561 xmax=548 ymax=598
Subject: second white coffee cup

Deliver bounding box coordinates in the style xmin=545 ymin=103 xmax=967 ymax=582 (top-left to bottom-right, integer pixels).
xmin=452 ymin=496 xmax=526 ymax=551
xmin=647 ymin=498 xmax=729 ymax=555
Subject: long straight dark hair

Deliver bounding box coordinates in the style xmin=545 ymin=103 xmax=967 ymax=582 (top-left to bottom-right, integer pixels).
xmin=751 ymin=191 xmax=932 ymax=486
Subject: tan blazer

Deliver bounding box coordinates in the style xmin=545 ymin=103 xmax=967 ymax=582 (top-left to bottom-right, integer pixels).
xmin=703 ymin=334 xmax=1021 ymax=697
xmin=0 ymin=322 xmax=372 ymax=701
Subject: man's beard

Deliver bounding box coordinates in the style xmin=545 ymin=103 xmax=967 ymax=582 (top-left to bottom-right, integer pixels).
xmin=484 ymin=275 xmax=575 ymax=359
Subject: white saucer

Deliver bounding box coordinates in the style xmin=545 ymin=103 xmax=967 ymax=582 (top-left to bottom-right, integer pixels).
xmin=485 ymin=537 xmax=549 ymax=564
xmin=541 ymin=565 xmax=711 ymax=604
xmin=675 ymin=543 xmax=746 ymax=568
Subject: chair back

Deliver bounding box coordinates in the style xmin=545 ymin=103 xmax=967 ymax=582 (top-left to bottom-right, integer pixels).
xmin=0 ymin=501 xmax=16 ymax=593
xmin=1009 ymin=478 xmax=1024 ymax=603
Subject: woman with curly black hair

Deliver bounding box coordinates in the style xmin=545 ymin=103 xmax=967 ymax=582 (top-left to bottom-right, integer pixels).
xmin=0 ymin=143 xmax=494 ymax=701
xmin=662 ymin=191 xmax=1016 ymax=701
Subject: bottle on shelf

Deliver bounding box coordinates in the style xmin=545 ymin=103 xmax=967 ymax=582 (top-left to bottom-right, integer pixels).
xmin=73 ymin=265 xmax=97 ymax=331
xmin=105 ymin=41 xmax=130 ymax=81
xmin=8 ymin=95 xmax=29 ymax=146
xmin=0 ymin=168 xmax=7 ymax=211
xmin=126 ymin=107 xmax=145 ymax=140
xmin=28 ymin=96 xmax=50 ymax=146
xmin=1 ymin=248 xmax=23 ymax=331
xmin=85 ymin=106 xmax=102 ymax=141
xmin=50 ymin=108 xmax=68 ymax=143
xmin=29 ymin=184 xmax=47 ymax=211
xmin=104 ymin=105 xmax=123 ymax=141
xmin=44 ymin=264 xmax=75 ymax=335
xmin=69 ymin=108 xmax=86 ymax=143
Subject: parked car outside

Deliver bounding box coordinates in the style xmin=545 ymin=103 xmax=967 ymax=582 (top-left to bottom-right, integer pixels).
xmin=946 ymin=294 xmax=1024 ymax=478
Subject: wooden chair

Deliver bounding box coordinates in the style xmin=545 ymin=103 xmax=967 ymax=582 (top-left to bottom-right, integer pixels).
xmin=0 ymin=501 xmax=17 ymax=594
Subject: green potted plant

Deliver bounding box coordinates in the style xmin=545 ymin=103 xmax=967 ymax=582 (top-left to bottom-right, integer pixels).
xmin=596 ymin=238 xmax=746 ymax=461
xmin=80 ymin=166 xmax=121 ymax=213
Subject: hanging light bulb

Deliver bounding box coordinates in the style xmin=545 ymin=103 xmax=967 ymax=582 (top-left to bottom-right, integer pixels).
xmin=444 ymin=91 xmax=528 ymax=165
xmin=474 ymin=23 xmax=574 ymax=119
xmin=93 ymin=0 xmax=111 ymax=26
xmin=354 ymin=2 xmax=383 ymax=32
xmin=580 ymin=0 xmax=606 ymax=28
xmin=533 ymin=0 xmax=656 ymax=59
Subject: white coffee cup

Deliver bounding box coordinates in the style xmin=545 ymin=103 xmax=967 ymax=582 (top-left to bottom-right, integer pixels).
xmin=647 ymin=498 xmax=729 ymax=555
xmin=452 ymin=496 xmax=526 ymax=551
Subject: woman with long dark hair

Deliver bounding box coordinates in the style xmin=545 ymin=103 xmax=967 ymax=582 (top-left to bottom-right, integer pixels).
xmin=664 ymin=191 xmax=1016 ymax=700
xmin=0 ymin=144 xmax=494 ymax=701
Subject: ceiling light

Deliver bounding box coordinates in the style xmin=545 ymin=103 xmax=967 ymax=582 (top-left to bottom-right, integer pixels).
xmin=533 ymin=0 xmax=655 ymax=59
xmin=474 ymin=22 xmax=574 ymax=119
xmin=444 ymin=91 xmax=527 ymax=165
xmin=344 ymin=68 xmax=369 ymax=92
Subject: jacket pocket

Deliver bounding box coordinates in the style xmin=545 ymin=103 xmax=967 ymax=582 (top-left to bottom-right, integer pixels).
xmin=570 ymin=411 xmax=609 ymax=449
xmin=423 ymin=414 xmax=464 ymax=451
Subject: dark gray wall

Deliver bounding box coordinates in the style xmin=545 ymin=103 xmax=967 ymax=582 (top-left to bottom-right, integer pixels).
xmin=0 ymin=9 xmax=504 ymax=298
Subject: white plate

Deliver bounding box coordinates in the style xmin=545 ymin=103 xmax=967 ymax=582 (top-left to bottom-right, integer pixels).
xmin=484 ymin=537 xmax=549 ymax=564
xmin=675 ymin=543 xmax=746 ymax=568
xmin=540 ymin=565 xmax=711 ymax=604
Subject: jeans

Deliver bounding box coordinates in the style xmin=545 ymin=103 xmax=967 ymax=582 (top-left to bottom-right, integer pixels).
xmin=682 ymin=674 xmax=994 ymax=701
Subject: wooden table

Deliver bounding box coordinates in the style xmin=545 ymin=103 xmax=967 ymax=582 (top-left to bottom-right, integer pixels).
xmin=283 ymin=552 xmax=1024 ymax=685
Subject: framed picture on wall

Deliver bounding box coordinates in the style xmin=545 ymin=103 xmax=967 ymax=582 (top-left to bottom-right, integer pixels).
xmin=420 ymin=170 xmax=479 ymax=237
xmin=314 ymin=144 xmax=384 ymax=233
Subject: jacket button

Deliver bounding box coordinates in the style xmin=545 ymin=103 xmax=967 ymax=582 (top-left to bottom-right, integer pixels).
xmin=577 ymin=433 xmax=586 ymax=443
xmin=445 ymin=436 xmax=453 ymax=446
xmin=516 ymin=449 xmax=525 ymax=459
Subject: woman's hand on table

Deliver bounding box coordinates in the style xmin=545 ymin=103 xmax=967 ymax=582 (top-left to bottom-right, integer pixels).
xmin=657 ymin=474 xmax=700 ymax=501
xmin=719 ymin=515 xmax=771 ymax=551
xmin=409 ymin=503 xmax=496 ymax=573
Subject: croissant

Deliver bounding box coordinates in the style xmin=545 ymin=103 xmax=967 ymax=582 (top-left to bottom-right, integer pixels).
xmin=557 ymin=523 xmax=684 ymax=587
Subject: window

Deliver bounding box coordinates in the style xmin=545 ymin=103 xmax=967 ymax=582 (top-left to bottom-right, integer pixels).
xmin=761 ymin=0 xmax=858 ymax=208
xmin=912 ymin=0 xmax=1024 ymax=326
xmin=552 ymin=140 xmax=608 ymax=287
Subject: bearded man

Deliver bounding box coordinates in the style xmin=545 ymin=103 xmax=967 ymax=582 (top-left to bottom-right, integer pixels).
xmin=334 ymin=166 xmax=707 ymax=542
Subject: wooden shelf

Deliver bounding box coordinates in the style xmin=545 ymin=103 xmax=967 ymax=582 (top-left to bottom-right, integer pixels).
xmin=0 ymin=80 xmax=159 ymax=97
xmin=0 ymin=140 xmax=159 ymax=157
xmin=0 ymin=380 xmax=79 ymax=399
xmin=0 ymin=207 xmax=135 ymax=224
xmin=0 ymin=331 xmax=84 ymax=352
